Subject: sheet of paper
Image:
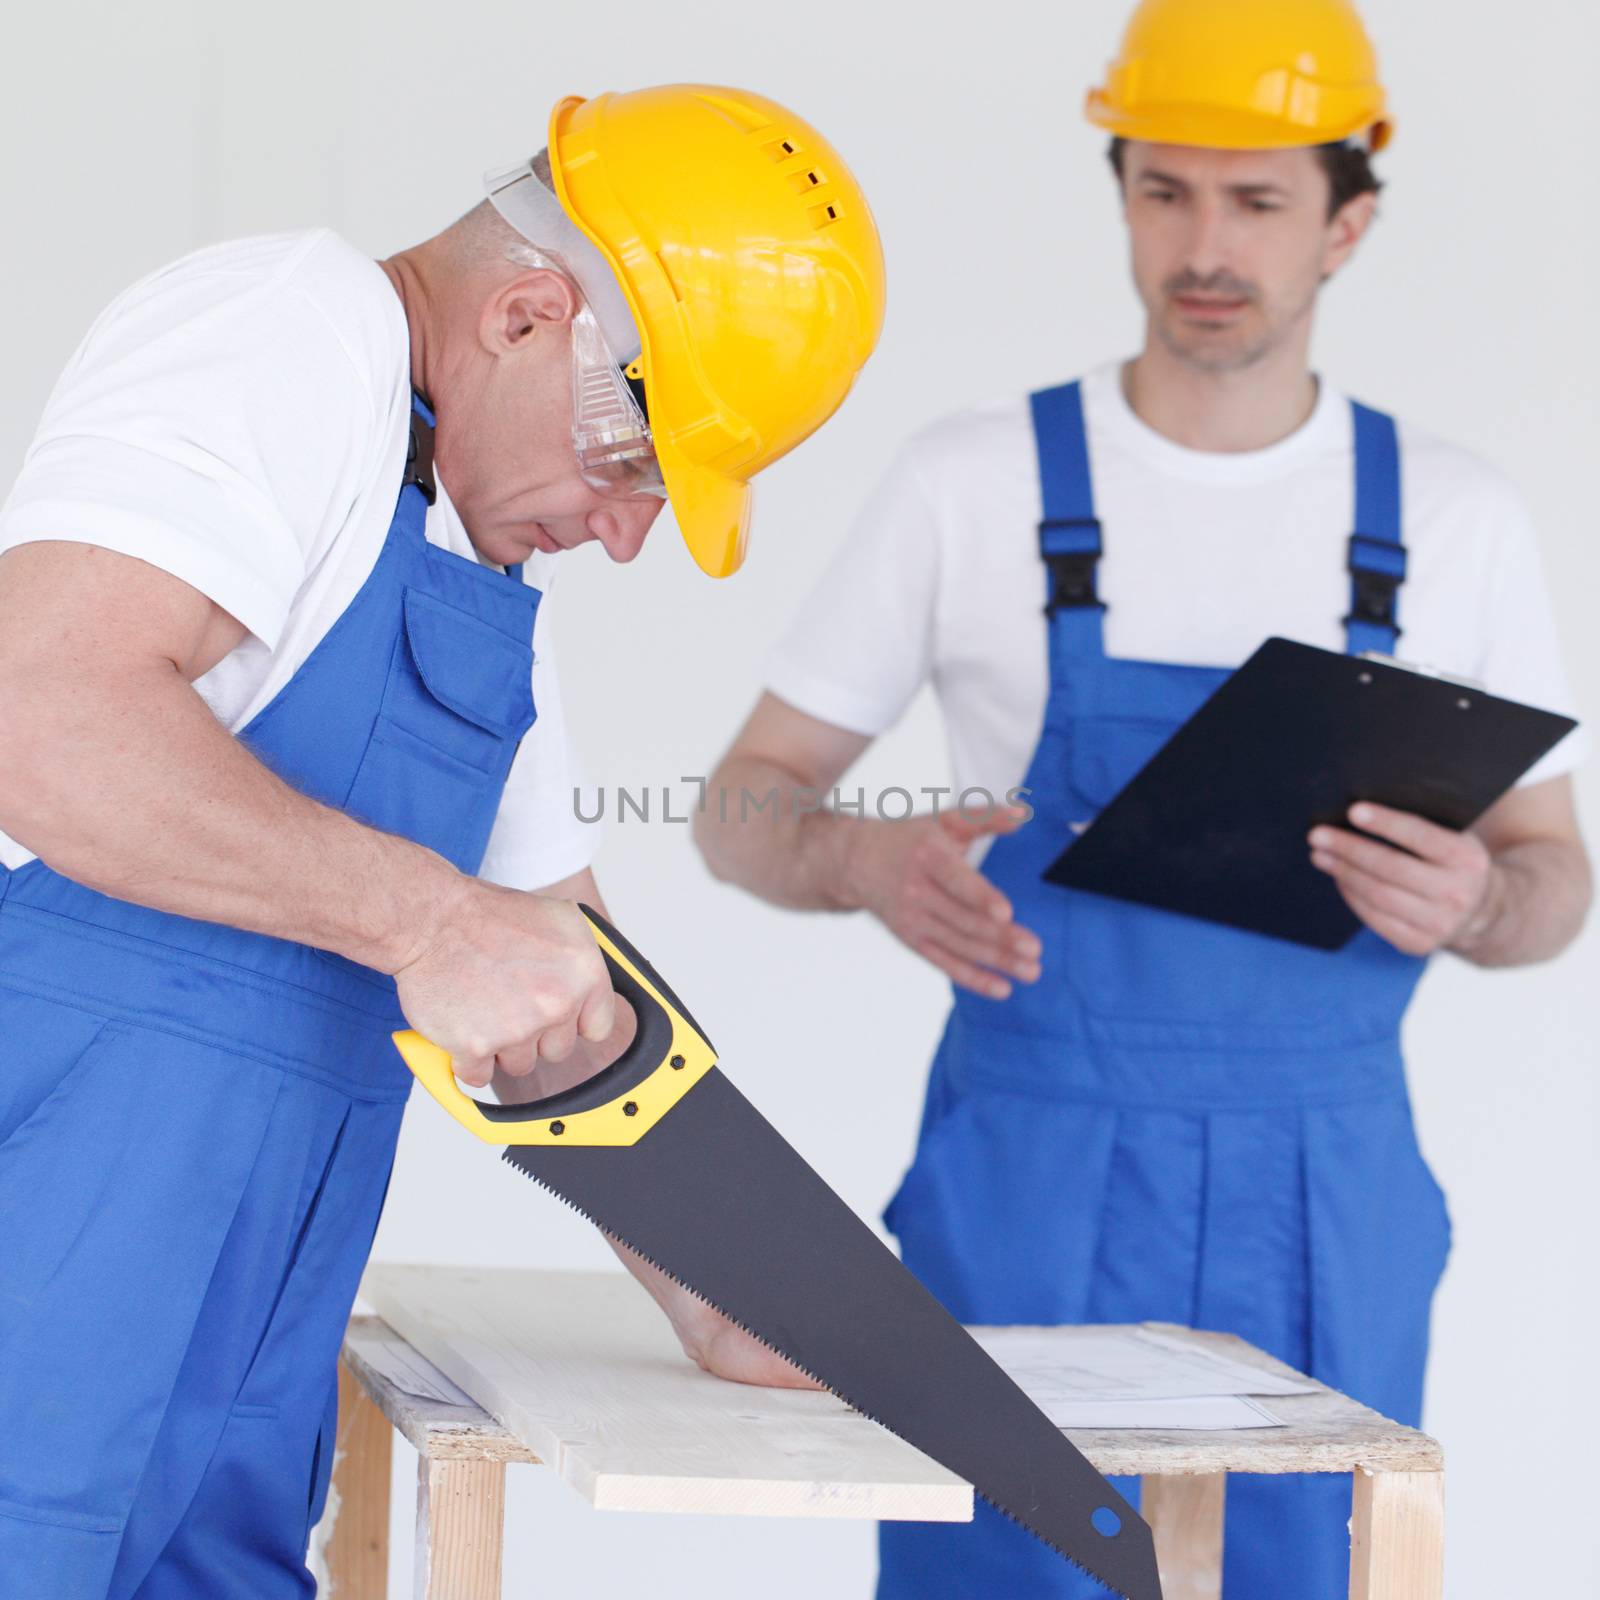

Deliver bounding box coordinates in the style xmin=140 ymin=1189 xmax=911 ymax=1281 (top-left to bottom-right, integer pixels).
xmin=1129 ymin=1327 xmax=1319 ymax=1397
xmin=969 ymin=1324 xmax=1316 ymax=1431
xmin=1041 ymin=1395 xmax=1284 ymax=1431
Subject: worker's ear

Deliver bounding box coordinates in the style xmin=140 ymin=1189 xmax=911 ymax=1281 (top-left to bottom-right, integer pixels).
xmin=1321 ymin=190 xmax=1377 ymax=280
xmin=481 ymin=268 xmax=580 ymax=357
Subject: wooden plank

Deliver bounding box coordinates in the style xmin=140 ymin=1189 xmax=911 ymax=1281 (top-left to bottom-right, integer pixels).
xmin=322 ymin=1361 xmax=392 ymax=1600
xmin=1143 ymin=1472 xmax=1224 ymax=1600
xmin=1349 ymin=1468 xmax=1445 ymax=1600
xmin=353 ymin=1267 xmax=1440 ymax=1506
xmin=361 ymin=1265 xmax=972 ymax=1522
xmin=415 ymin=1456 xmax=506 ymax=1600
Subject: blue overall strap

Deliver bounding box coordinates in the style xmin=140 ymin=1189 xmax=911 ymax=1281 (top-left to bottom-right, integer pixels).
xmin=1345 ymin=400 xmax=1406 ymax=656
xmin=1029 ymin=382 xmax=1106 ymax=665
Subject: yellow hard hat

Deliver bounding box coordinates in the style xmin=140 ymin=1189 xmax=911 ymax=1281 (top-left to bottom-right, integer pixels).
xmin=1085 ymin=0 xmax=1392 ymax=153
xmin=547 ymin=85 xmax=887 ymax=578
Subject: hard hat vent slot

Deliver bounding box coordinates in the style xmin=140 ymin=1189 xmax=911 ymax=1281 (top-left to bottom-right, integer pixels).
xmin=789 ymin=168 xmax=827 ymax=194
xmin=809 ymin=202 xmax=841 ymax=229
xmin=765 ymin=137 xmax=804 ymax=161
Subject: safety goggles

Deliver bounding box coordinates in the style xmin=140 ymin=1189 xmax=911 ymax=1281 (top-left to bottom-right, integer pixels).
xmin=484 ymin=159 xmax=665 ymax=502
xmin=501 ymin=239 xmax=665 ymax=502
xmin=567 ymin=295 xmax=667 ymax=501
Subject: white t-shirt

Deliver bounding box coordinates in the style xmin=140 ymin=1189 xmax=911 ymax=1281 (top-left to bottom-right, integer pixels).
xmin=767 ymin=362 xmax=1587 ymax=809
xmin=0 ymin=229 xmax=598 ymax=889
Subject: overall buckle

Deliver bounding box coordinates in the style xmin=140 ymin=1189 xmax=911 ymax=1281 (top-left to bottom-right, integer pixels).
xmin=1345 ymin=533 xmax=1406 ymax=630
xmin=1039 ymin=517 xmax=1106 ymax=614
xmin=405 ymin=413 xmax=438 ymax=506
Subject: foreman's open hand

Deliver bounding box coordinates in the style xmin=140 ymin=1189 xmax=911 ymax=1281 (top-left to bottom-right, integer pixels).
xmin=1309 ymin=802 xmax=1497 ymax=956
xmin=846 ymin=804 xmax=1042 ymax=999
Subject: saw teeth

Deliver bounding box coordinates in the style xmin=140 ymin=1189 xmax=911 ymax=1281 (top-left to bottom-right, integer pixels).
xmin=499 ymin=1151 xmax=833 ymax=1392
xmin=497 ymin=1153 xmax=1145 ymax=1600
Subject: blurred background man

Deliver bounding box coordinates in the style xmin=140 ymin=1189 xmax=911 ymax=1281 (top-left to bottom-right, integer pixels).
xmin=695 ymin=3 xmax=1590 ymax=1595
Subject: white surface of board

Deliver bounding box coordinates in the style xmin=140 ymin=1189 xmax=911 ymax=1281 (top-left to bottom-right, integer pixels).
xmin=360 ymin=1264 xmax=973 ymax=1522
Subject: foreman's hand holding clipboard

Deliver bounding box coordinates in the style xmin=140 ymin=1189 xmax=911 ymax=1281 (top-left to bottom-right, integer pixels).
xmin=1044 ymin=637 xmax=1579 ymax=950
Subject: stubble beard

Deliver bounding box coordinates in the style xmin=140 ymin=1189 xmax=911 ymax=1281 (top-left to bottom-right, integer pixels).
xmin=1157 ymin=275 xmax=1321 ymax=377
xmin=1156 ymin=313 xmax=1278 ymax=375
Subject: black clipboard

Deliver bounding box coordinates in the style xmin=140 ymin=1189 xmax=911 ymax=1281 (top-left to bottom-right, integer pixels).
xmin=1044 ymin=637 xmax=1578 ymax=950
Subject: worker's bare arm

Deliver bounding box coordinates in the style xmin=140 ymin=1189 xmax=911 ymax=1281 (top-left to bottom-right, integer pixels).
xmin=1452 ymin=776 xmax=1590 ymax=964
xmin=694 ymin=691 xmax=1041 ymax=997
xmin=493 ymin=867 xmax=816 ymax=1390
xmin=1309 ymin=775 xmax=1591 ymax=965
xmin=0 ymin=541 xmax=611 ymax=1081
xmin=693 ymin=690 xmax=872 ymax=911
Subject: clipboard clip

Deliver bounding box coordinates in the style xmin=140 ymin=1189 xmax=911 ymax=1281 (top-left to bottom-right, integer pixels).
xmin=1356 ymin=651 xmax=1485 ymax=693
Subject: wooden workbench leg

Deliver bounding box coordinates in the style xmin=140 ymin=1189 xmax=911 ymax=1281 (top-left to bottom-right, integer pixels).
xmin=414 ymin=1456 xmax=506 ymax=1600
xmin=1349 ymin=1468 xmax=1444 ymax=1600
xmin=1142 ymin=1472 xmax=1225 ymax=1600
xmin=325 ymin=1360 xmax=392 ymax=1600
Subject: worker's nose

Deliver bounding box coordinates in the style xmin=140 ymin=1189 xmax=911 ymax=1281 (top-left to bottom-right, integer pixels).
xmin=1181 ymin=196 xmax=1233 ymax=281
xmin=586 ymin=496 xmax=666 ymax=563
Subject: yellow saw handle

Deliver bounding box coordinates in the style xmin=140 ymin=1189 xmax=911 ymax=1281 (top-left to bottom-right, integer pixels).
xmin=392 ymin=904 xmax=716 ymax=1147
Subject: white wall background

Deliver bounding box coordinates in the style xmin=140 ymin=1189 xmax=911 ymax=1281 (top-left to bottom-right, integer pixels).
xmin=3 ymin=1 xmax=1595 ymax=1594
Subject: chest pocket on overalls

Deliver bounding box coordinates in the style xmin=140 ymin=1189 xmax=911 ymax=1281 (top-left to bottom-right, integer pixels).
xmin=344 ymin=586 xmax=537 ymax=873
xmin=1065 ymin=715 xmax=1173 ymax=812
xmin=1056 ymin=715 xmax=1393 ymax=1037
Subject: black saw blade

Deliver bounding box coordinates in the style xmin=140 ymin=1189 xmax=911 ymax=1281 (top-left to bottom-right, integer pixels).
xmin=504 ymin=1067 xmax=1162 ymax=1600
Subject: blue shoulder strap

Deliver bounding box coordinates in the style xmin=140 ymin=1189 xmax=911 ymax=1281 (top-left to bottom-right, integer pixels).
xmin=1029 ymin=382 xmax=1106 ymax=665
xmin=1345 ymin=400 xmax=1406 ymax=656
xmin=1031 ymin=384 xmax=1407 ymax=664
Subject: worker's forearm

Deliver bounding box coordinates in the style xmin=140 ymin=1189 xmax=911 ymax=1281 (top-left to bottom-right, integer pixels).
xmin=1449 ymin=838 xmax=1593 ymax=968
xmin=0 ymin=655 xmax=461 ymax=972
xmin=693 ymin=755 xmax=865 ymax=912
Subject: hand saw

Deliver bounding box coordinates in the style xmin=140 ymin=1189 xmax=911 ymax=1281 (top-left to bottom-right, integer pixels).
xmin=393 ymin=904 xmax=1162 ymax=1600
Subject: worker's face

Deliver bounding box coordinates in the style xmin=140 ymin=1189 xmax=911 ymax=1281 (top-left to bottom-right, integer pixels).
xmin=433 ymin=268 xmax=665 ymax=568
xmin=1118 ymin=143 xmax=1375 ymax=373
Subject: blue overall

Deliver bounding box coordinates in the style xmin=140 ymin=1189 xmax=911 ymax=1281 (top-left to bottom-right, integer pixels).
xmin=0 ymin=395 xmax=539 ymax=1598
xmin=878 ymin=383 xmax=1453 ymax=1599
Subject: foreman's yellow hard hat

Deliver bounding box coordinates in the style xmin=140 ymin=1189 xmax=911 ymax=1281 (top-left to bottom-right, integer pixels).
xmin=548 ymin=85 xmax=887 ymax=578
xmin=1085 ymin=0 xmax=1392 ymax=153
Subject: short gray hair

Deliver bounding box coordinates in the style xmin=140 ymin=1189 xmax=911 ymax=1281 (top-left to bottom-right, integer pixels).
xmin=445 ymin=149 xmax=563 ymax=274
